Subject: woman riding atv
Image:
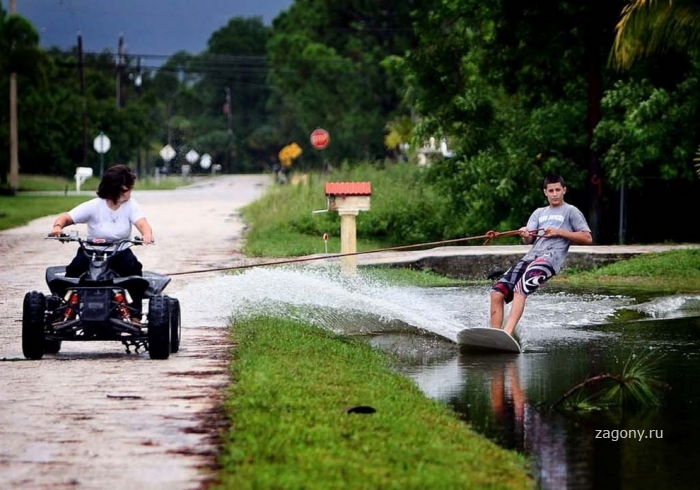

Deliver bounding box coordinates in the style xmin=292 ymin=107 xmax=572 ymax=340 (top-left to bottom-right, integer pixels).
xmin=49 ymin=165 xmax=154 ymax=324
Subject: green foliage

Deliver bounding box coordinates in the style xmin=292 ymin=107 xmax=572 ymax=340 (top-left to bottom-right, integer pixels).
xmin=555 ymin=352 xmax=666 ymax=411
xmin=242 ymin=164 xmax=469 ymax=257
xmin=603 ymin=352 xmax=666 ymax=409
xmin=266 ymin=0 xmax=429 ymax=165
xmin=594 ymin=75 xmax=700 ymax=187
xmin=611 ymin=0 xmax=700 ymax=70
xmin=217 ymin=315 xmax=531 ymax=489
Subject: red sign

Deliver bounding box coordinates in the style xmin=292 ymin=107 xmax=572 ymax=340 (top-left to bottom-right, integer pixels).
xmin=310 ymin=128 xmax=330 ymax=150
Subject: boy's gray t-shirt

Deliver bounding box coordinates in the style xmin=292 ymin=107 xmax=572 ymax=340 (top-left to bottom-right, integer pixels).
xmin=521 ymin=202 xmax=591 ymax=273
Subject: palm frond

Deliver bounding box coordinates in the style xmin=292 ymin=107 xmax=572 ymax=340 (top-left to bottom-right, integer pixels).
xmin=553 ymin=351 xmax=668 ymax=411
xmin=612 ymin=0 xmax=700 ymax=70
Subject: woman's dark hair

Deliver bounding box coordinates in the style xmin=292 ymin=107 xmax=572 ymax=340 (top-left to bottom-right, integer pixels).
xmin=97 ymin=165 xmax=136 ymax=202
xmin=543 ymin=174 xmax=565 ymax=188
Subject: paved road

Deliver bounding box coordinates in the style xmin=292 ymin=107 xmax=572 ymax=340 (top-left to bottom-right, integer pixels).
xmin=0 ymin=175 xmax=271 ymax=490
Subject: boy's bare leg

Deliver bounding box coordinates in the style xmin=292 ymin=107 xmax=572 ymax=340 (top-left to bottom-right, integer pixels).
xmin=490 ymin=291 xmax=505 ymax=328
xmin=503 ymin=292 xmax=526 ymax=336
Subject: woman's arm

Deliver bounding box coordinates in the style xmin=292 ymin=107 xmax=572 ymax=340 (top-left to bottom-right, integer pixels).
xmin=49 ymin=212 xmax=75 ymax=236
xmin=134 ymin=217 xmax=154 ymax=244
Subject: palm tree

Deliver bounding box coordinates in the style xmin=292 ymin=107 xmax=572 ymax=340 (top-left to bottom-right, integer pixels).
xmin=611 ymin=0 xmax=700 ymax=70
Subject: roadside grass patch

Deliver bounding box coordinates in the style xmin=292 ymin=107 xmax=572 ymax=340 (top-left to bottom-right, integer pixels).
xmin=558 ymin=249 xmax=700 ymax=293
xmin=0 ymin=195 xmax=89 ymax=231
xmin=9 ymin=173 xmax=194 ymax=192
xmin=216 ymin=316 xmax=531 ymax=489
xmin=359 ymin=266 xmax=465 ymax=287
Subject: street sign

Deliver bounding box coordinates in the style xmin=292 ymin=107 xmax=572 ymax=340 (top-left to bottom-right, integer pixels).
xmin=185 ymin=149 xmax=199 ymax=164
xmin=310 ymin=128 xmax=330 ymax=150
xmin=200 ymin=153 xmax=212 ymax=170
xmin=159 ymin=144 xmax=176 ymax=162
xmin=93 ymin=133 xmax=111 ymax=154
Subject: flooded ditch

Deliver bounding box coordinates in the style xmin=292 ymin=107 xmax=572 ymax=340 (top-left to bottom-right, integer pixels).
xmin=180 ymin=267 xmax=700 ymax=489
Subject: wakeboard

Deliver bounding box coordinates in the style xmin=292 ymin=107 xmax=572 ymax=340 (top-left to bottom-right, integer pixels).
xmin=456 ymin=327 xmax=521 ymax=353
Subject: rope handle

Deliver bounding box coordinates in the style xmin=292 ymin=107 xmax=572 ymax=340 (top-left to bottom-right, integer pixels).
xmin=483 ymin=228 xmax=543 ymax=245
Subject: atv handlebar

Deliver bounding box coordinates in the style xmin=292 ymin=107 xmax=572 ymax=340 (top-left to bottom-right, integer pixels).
xmin=46 ymin=234 xmax=145 ymax=246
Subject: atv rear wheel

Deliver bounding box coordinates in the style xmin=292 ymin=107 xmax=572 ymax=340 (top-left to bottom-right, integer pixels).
xmin=147 ymin=295 xmax=171 ymax=359
xmin=22 ymin=291 xmax=46 ymax=360
xmin=166 ymin=297 xmax=181 ymax=353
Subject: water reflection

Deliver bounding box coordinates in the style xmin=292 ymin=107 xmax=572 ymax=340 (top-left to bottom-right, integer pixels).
xmin=393 ymin=314 xmax=700 ymax=490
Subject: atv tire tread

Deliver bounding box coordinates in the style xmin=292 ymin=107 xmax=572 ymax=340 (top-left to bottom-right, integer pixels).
xmin=22 ymin=291 xmax=46 ymax=360
xmin=147 ymin=295 xmax=170 ymax=359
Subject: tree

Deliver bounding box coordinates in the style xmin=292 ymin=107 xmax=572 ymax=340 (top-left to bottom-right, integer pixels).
xmin=267 ymin=0 xmax=429 ymax=166
xmin=612 ymin=0 xmax=700 ymax=70
xmin=196 ymin=17 xmax=271 ymax=173
xmin=611 ymin=0 xmax=700 ymax=178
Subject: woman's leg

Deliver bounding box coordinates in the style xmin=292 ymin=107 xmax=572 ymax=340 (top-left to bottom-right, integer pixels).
xmin=110 ymin=249 xmax=144 ymax=317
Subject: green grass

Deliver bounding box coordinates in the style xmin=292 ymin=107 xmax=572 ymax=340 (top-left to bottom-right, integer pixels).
xmin=557 ymin=248 xmax=700 ymax=293
xmin=215 ymin=316 xmax=531 ymax=490
xmin=10 ymin=173 xmax=193 ymax=192
xmin=241 ymin=167 xmax=448 ymax=257
xmin=359 ymin=266 xmax=465 ymax=287
xmin=0 ymin=195 xmax=91 ymax=231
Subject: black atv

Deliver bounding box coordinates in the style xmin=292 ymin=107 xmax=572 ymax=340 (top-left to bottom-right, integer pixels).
xmin=22 ymin=234 xmax=181 ymax=360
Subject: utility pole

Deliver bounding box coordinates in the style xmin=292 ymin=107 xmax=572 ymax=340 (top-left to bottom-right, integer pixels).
xmin=135 ymin=56 xmax=142 ymax=177
xmin=116 ymin=34 xmax=124 ymax=109
xmin=78 ymin=33 xmax=89 ymax=167
xmin=9 ymin=0 xmax=19 ymax=192
xmin=224 ymin=85 xmax=234 ymax=173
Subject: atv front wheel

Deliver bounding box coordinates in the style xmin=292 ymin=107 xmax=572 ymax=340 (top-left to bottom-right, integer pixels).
xmin=147 ymin=295 xmax=171 ymax=360
xmin=22 ymin=291 xmax=46 ymax=360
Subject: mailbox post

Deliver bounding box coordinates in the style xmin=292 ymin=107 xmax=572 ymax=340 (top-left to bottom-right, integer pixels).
xmin=325 ymin=182 xmax=371 ymax=275
xmin=74 ymin=167 xmax=93 ymax=194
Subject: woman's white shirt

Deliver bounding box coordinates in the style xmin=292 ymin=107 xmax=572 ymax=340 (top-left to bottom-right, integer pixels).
xmin=68 ymin=197 xmax=145 ymax=250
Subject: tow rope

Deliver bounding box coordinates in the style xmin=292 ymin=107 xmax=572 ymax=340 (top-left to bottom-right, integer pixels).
xmin=166 ymin=228 xmax=538 ymax=277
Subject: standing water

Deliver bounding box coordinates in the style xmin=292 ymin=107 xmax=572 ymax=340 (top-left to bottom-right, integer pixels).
xmin=178 ymin=267 xmax=700 ymax=489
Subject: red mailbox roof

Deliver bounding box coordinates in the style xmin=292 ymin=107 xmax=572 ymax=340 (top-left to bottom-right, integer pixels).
xmin=325 ymin=181 xmax=372 ymax=196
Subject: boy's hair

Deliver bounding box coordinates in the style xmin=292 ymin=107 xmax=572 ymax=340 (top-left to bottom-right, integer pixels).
xmin=97 ymin=164 xmax=136 ymax=202
xmin=543 ymin=174 xmax=565 ymax=188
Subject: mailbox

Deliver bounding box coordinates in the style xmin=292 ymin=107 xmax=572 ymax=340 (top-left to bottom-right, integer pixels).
xmin=325 ymin=182 xmax=372 ymax=212
xmin=75 ymin=167 xmax=94 ymax=193
xmin=324 ymin=182 xmax=372 ymax=275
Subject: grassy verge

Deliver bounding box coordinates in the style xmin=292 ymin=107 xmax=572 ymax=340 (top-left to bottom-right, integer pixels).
xmin=0 ymin=195 xmax=90 ymax=231
xmin=241 ymin=166 xmax=451 ymax=257
xmin=215 ymin=316 xmax=531 ymax=489
xmin=11 ymin=173 xmax=193 ymax=192
xmin=0 ymin=174 xmax=196 ymax=232
xmin=556 ymin=248 xmax=700 ymax=293
xmin=359 ymin=266 xmax=465 ymax=287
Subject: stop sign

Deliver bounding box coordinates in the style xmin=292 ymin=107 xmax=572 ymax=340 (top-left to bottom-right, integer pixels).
xmin=310 ymin=128 xmax=330 ymax=150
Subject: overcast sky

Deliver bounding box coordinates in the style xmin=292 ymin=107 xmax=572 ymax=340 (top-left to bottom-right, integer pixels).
xmin=10 ymin=0 xmax=293 ymax=58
